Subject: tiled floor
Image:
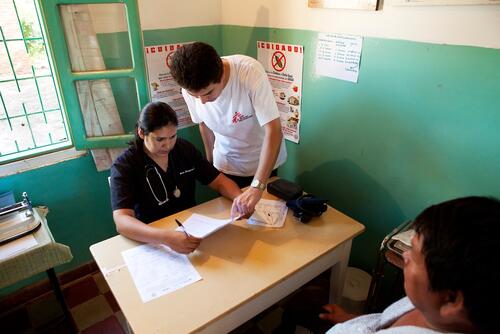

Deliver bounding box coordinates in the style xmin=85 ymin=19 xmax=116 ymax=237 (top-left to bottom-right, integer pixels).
xmin=0 ymin=271 xmax=128 ymax=334
xmin=0 ymin=269 xmax=304 ymax=334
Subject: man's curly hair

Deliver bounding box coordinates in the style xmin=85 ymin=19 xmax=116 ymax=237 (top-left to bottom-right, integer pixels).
xmin=170 ymin=42 xmax=223 ymax=91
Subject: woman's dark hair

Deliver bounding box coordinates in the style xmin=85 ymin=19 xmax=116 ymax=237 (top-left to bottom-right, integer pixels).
xmin=412 ymin=196 xmax=500 ymax=334
xmin=170 ymin=42 xmax=223 ymax=91
xmin=131 ymin=102 xmax=178 ymax=147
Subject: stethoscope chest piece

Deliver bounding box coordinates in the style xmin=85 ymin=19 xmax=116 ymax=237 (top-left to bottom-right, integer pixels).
xmin=173 ymin=187 xmax=181 ymax=198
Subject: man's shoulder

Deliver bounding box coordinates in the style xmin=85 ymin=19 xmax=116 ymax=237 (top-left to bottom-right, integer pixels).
xmin=226 ymin=55 xmax=262 ymax=72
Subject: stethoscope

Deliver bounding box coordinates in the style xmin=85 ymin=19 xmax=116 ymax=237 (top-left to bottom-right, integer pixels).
xmin=145 ymin=163 xmax=181 ymax=206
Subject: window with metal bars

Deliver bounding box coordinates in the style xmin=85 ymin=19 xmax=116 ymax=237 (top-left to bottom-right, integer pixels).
xmin=0 ymin=0 xmax=71 ymax=164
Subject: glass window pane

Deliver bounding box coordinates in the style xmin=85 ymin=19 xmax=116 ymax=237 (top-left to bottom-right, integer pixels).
xmin=0 ymin=44 xmax=14 ymax=82
xmin=28 ymin=40 xmax=50 ymax=77
xmin=28 ymin=112 xmax=51 ymax=146
xmin=11 ymin=115 xmax=35 ymax=151
xmin=0 ymin=1 xmax=23 ymax=40
xmin=7 ymin=40 xmax=32 ymax=79
xmin=75 ymin=77 xmax=139 ymax=139
xmin=38 ymin=76 xmax=59 ymax=110
xmin=45 ymin=110 xmax=69 ymax=143
xmin=59 ymin=4 xmax=132 ymax=72
xmin=0 ymin=119 xmax=17 ymax=155
xmin=16 ymin=0 xmax=43 ymax=39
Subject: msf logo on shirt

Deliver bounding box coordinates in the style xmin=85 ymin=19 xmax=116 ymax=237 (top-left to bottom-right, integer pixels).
xmin=232 ymin=111 xmax=253 ymax=124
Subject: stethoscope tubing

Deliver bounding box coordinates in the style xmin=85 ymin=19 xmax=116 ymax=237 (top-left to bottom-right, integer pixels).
xmin=145 ymin=164 xmax=181 ymax=206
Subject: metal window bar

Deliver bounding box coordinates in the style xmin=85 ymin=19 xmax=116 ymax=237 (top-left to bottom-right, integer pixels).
xmin=0 ymin=0 xmax=70 ymax=162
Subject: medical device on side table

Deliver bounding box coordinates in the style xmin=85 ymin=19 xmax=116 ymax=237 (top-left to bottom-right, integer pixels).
xmin=0 ymin=192 xmax=41 ymax=244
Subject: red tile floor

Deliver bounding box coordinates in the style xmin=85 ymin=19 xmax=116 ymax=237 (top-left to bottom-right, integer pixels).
xmin=0 ymin=271 xmax=128 ymax=334
xmin=0 ymin=268 xmax=296 ymax=334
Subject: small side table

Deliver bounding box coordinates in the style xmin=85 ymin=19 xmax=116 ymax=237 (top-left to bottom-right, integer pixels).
xmin=0 ymin=208 xmax=76 ymax=332
xmin=365 ymin=220 xmax=413 ymax=313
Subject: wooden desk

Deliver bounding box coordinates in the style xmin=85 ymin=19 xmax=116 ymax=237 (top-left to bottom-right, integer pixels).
xmin=90 ymin=192 xmax=365 ymax=334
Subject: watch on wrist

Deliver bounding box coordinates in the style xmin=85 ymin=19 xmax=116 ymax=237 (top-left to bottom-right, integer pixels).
xmin=250 ymin=179 xmax=266 ymax=191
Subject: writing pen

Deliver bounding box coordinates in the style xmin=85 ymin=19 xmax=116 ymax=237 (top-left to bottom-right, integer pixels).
xmin=175 ymin=219 xmax=191 ymax=238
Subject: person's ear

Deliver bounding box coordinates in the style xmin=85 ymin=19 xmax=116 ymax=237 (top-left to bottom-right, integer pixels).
xmin=440 ymin=290 xmax=466 ymax=318
xmin=138 ymin=128 xmax=145 ymax=140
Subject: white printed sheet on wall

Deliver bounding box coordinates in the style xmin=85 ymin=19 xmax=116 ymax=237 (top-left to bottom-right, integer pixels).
xmin=315 ymin=33 xmax=363 ymax=83
xmin=144 ymin=43 xmax=193 ymax=128
xmin=257 ymin=41 xmax=304 ymax=143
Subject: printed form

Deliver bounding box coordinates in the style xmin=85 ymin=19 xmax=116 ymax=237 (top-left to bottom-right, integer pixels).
xmin=122 ymin=244 xmax=201 ymax=303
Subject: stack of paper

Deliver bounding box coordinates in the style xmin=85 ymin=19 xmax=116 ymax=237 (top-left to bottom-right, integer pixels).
xmin=175 ymin=214 xmax=233 ymax=238
xmin=122 ymin=244 xmax=201 ymax=303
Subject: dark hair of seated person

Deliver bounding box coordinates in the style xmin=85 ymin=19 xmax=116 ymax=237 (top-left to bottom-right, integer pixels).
xmin=412 ymin=196 xmax=500 ymax=334
xmin=131 ymin=101 xmax=178 ymax=148
xmin=170 ymin=42 xmax=223 ymax=92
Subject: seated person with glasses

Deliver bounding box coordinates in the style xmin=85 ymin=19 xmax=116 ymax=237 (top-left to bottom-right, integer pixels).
xmin=321 ymin=196 xmax=500 ymax=334
xmin=110 ymin=102 xmax=243 ymax=254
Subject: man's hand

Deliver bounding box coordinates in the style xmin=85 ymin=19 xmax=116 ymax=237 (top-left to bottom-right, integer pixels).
xmin=230 ymin=187 xmax=262 ymax=218
xmin=165 ymin=232 xmax=202 ymax=254
xmin=319 ymin=304 xmax=357 ymax=324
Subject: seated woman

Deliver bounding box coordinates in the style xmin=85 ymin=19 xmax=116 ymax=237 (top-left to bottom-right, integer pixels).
xmin=110 ymin=102 xmax=242 ymax=254
xmin=320 ymin=196 xmax=500 ymax=334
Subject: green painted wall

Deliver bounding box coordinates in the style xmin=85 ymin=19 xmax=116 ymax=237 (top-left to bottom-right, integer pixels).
xmin=0 ymin=26 xmax=221 ymax=297
xmin=221 ymin=25 xmax=500 ymax=270
xmin=2 ymin=24 xmax=499 ymax=296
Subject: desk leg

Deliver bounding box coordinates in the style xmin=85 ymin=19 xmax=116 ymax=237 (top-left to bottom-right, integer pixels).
xmin=46 ymin=268 xmax=78 ymax=333
xmin=328 ymin=240 xmax=352 ymax=304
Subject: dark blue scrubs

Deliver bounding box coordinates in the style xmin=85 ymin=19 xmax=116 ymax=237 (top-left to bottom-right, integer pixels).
xmin=110 ymin=138 xmax=220 ymax=223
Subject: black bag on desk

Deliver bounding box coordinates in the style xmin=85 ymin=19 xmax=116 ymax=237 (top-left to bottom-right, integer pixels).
xmin=267 ymin=178 xmax=303 ymax=201
xmin=286 ymin=194 xmax=328 ymax=224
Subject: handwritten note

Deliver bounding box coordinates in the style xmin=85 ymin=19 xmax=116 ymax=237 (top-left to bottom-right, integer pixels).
xmin=122 ymin=244 xmax=201 ymax=303
xmin=175 ymin=214 xmax=233 ymax=238
xmin=316 ymin=33 xmax=363 ymax=83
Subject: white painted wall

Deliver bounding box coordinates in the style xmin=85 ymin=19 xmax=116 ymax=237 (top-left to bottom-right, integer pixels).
xmin=88 ymin=0 xmax=500 ymax=49
xmin=138 ymin=0 xmax=221 ymax=30
xmin=89 ymin=0 xmax=222 ymax=33
xmin=220 ymin=0 xmax=500 ymax=49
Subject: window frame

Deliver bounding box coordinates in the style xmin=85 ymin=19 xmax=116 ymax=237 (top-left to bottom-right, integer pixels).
xmin=0 ymin=0 xmax=73 ymax=164
xmin=39 ymin=0 xmax=148 ymax=150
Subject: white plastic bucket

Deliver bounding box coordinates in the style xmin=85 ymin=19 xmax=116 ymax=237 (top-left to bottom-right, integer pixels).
xmin=340 ymin=267 xmax=372 ymax=314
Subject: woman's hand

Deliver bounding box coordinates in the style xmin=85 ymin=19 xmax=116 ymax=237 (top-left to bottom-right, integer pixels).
xmin=165 ymin=231 xmax=201 ymax=254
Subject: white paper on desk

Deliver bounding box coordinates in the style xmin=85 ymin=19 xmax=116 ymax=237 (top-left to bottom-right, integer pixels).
xmin=248 ymin=199 xmax=288 ymax=228
xmin=0 ymin=234 xmax=38 ymax=260
xmin=122 ymin=244 xmax=201 ymax=303
xmin=175 ymin=213 xmax=232 ymax=238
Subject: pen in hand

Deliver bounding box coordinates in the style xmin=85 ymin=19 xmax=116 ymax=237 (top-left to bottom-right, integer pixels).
xmin=175 ymin=219 xmax=191 ymax=238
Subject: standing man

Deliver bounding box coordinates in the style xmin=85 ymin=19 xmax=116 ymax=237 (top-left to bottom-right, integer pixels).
xmin=170 ymin=42 xmax=287 ymax=218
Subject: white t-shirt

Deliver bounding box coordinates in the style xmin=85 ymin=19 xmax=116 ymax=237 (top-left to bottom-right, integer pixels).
xmin=182 ymin=55 xmax=287 ymax=177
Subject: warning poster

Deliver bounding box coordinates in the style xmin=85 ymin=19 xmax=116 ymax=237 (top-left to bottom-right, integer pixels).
xmin=144 ymin=43 xmax=193 ymax=128
xmin=257 ymin=41 xmax=304 ymax=143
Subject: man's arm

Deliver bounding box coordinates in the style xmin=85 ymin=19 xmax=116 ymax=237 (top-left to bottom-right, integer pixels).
xmin=208 ymin=173 xmax=242 ymax=200
xmin=231 ymin=118 xmax=283 ymax=217
xmin=113 ymin=209 xmax=201 ymax=254
xmin=199 ymin=122 xmax=215 ymax=163
xmin=254 ymin=117 xmax=283 ymax=182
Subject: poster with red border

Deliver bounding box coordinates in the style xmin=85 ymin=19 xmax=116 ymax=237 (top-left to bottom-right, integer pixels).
xmin=144 ymin=42 xmax=193 ymax=128
xmin=257 ymin=41 xmax=304 ymax=143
